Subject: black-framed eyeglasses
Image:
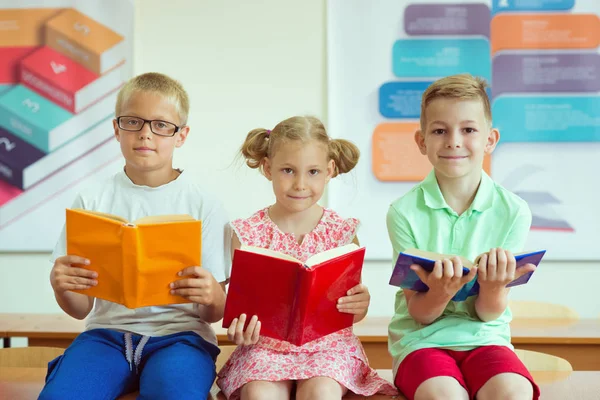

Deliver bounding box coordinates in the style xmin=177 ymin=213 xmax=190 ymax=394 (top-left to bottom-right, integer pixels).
xmin=117 ymin=116 xmax=182 ymax=137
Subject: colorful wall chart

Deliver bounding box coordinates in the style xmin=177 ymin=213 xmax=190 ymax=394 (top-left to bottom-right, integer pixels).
xmin=327 ymin=0 xmax=600 ymax=260
xmin=0 ymin=0 xmax=133 ymax=251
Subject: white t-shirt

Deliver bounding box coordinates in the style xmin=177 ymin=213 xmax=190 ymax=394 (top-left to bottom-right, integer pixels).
xmin=52 ymin=169 xmax=231 ymax=346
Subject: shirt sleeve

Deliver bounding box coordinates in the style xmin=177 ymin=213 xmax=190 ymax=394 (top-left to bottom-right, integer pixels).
xmin=502 ymin=201 xmax=533 ymax=253
xmin=386 ymin=204 xmax=417 ymax=263
xmin=200 ymin=196 xmax=231 ymax=283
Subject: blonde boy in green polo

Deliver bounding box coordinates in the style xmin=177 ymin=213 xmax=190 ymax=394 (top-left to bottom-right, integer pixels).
xmin=387 ymin=74 xmax=540 ymax=400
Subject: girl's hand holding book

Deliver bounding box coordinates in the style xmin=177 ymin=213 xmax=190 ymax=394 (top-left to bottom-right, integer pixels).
xmin=227 ymin=313 xmax=261 ymax=346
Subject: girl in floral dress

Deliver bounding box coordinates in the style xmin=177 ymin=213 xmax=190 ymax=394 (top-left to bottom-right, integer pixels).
xmin=217 ymin=116 xmax=397 ymax=399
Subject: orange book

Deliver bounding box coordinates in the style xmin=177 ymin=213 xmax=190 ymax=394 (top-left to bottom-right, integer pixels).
xmin=66 ymin=208 xmax=201 ymax=309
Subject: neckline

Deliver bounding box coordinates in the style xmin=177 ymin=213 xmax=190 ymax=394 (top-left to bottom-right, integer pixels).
xmin=264 ymin=206 xmax=328 ymax=247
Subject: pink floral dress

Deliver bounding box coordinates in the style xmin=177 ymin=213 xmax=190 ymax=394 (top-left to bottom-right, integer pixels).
xmin=216 ymin=207 xmax=397 ymax=399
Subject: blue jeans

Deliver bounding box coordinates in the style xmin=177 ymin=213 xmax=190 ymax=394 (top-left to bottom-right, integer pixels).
xmin=38 ymin=328 xmax=220 ymax=400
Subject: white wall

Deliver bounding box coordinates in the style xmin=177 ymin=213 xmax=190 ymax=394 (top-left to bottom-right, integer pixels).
xmin=1 ymin=1 xmax=598 ymax=342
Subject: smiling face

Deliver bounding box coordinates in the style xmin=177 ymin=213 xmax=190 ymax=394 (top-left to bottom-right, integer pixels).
xmin=263 ymin=139 xmax=335 ymax=214
xmin=416 ymin=97 xmax=498 ymax=182
xmin=113 ymin=90 xmax=189 ymax=175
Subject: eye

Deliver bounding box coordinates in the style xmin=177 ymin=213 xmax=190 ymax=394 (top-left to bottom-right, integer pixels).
xmin=127 ymin=119 xmax=140 ymax=126
xmin=155 ymin=122 xmax=167 ymax=129
xmin=309 ymin=169 xmax=319 ymax=176
xmin=282 ymin=168 xmax=293 ymax=174
xmin=464 ymin=127 xmax=476 ymax=134
xmin=432 ymin=129 xmax=445 ymax=135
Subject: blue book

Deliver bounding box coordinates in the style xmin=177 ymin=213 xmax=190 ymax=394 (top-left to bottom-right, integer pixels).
xmin=389 ymin=248 xmax=546 ymax=302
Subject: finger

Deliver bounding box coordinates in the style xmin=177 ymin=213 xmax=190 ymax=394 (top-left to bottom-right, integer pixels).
xmin=69 ymin=267 xmax=98 ymax=279
xmin=410 ymin=264 xmax=430 ymax=282
xmin=442 ymin=259 xmax=454 ymax=279
xmin=338 ymin=293 xmax=370 ymax=304
xmin=477 ymin=253 xmax=488 ymax=280
xmin=463 ymin=266 xmax=478 ymax=283
xmin=515 ymin=263 xmax=537 ymax=278
xmin=452 ymin=256 xmax=463 ymax=278
xmin=170 ymin=288 xmax=201 ymax=298
xmin=487 ymin=248 xmax=497 ymax=280
xmin=227 ymin=318 xmax=238 ymax=340
xmin=62 ymin=255 xmax=90 ymax=265
xmin=235 ymin=314 xmax=247 ymax=342
xmin=71 ymin=276 xmax=98 ymax=286
xmin=432 ymin=261 xmax=443 ymax=280
xmin=244 ymin=315 xmax=258 ymax=343
xmin=337 ymin=301 xmax=369 ymax=313
xmin=66 ymin=283 xmax=94 ymax=291
xmin=347 ymin=284 xmax=367 ymax=296
xmin=251 ymin=321 xmax=261 ymax=343
xmin=170 ymin=278 xmax=207 ymax=290
xmin=506 ymin=250 xmax=516 ymax=278
xmin=497 ymin=248 xmax=508 ymax=279
xmin=177 ymin=266 xmax=204 ymax=277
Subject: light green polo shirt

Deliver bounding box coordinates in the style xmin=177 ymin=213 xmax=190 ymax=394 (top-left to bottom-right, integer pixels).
xmin=386 ymin=170 xmax=532 ymax=374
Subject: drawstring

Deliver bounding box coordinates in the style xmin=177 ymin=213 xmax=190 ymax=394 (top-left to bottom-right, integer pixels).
xmin=124 ymin=333 xmax=150 ymax=374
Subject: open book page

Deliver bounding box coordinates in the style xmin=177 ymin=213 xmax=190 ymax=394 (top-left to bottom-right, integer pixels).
xmin=305 ymin=243 xmax=360 ymax=268
xmin=134 ymin=214 xmax=195 ymax=225
xmin=73 ymin=208 xmax=129 ymax=224
xmin=239 ymin=245 xmax=302 ymax=263
xmin=404 ymin=248 xmax=474 ymax=269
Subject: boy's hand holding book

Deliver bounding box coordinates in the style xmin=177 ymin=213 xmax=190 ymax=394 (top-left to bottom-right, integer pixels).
xmin=51 ymin=255 xmax=98 ymax=294
xmin=476 ymin=248 xmax=537 ymax=293
xmin=411 ymin=257 xmax=478 ymax=299
xmin=169 ymin=266 xmax=223 ymax=306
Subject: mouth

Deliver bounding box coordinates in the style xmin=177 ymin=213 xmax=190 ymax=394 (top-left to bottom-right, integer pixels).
xmin=134 ymin=147 xmax=155 ymax=153
xmin=288 ymin=195 xmax=310 ymax=200
xmin=440 ymin=155 xmax=467 ymax=160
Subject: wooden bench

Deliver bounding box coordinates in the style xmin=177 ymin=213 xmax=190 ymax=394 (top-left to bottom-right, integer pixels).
xmin=2 ymin=367 xmax=600 ymax=399
xmin=2 ymin=314 xmax=600 ymax=370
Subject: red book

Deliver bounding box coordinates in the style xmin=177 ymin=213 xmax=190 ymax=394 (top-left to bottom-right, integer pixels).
xmin=223 ymin=243 xmax=365 ymax=346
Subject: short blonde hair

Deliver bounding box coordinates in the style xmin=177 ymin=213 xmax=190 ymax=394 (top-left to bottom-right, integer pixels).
xmin=240 ymin=116 xmax=360 ymax=178
xmin=115 ymin=72 xmax=190 ymax=125
xmin=420 ymin=74 xmax=491 ymax=129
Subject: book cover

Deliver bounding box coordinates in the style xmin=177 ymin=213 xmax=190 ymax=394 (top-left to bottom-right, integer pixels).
xmin=0 ymin=47 xmax=37 ymax=84
xmin=20 ymin=46 xmax=125 ymax=113
xmin=0 ymin=126 xmax=45 ymax=189
xmin=223 ymin=244 xmax=365 ymax=346
xmin=0 ymin=85 xmax=116 ymax=153
xmin=389 ymin=248 xmax=546 ymax=302
xmin=45 ymin=8 xmax=125 ymax=74
xmin=67 ymin=208 xmax=202 ymax=309
xmin=0 ymin=8 xmax=63 ymax=47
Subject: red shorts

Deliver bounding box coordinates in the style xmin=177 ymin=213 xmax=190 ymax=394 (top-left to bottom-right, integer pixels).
xmin=395 ymin=346 xmax=540 ymax=400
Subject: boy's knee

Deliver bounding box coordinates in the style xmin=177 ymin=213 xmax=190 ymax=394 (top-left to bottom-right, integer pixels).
xmin=477 ymin=373 xmax=534 ymax=400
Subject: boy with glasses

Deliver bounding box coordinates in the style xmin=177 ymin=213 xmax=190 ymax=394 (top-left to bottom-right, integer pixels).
xmin=40 ymin=72 xmax=230 ymax=399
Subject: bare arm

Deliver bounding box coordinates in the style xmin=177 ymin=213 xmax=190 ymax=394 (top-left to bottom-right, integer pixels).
xmin=50 ymin=255 xmax=96 ymax=320
xmin=403 ymin=288 xmax=453 ymax=325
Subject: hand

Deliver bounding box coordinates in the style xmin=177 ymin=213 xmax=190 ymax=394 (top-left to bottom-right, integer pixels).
xmin=170 ymin=266 xmax=221 ymax=305
xmin=337 ymin=284 xmax=370 ymax=315
xmin=227 ymin=313 xmax=261 ymax=346
xmin=477 ymin=248 xmax=536 ymax=291
xmin=50 ymin=255 xmax=97 ymax=294
xmin=412 ymin=256 xmax=478 ymax=298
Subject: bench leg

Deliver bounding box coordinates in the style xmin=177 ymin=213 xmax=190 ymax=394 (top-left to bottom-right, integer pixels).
xmin=2 ymin=337 xmax=10 ymax=348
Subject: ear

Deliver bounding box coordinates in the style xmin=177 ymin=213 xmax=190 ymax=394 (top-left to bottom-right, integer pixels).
xmin=326 ymin=159 xmax=335 ymax=182
xmin=174 ymin=125 xmax=190 ymax=148
xmin=113 ymin=119 xmax=121 ymax=142
xmin=414 ymin=129 xmax=427 ymax=155
xmin=484 ymin=128 xmax=500 ymax=155
xmin=262 ymin=157 xmax=273 ymax=181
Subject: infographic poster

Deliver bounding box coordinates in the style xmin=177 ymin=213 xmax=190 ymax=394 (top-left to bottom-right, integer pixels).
xmin=0 ymin=0 xmax=133 ymax=251
xmin=327 ymin=0 xmax=600 ymax=260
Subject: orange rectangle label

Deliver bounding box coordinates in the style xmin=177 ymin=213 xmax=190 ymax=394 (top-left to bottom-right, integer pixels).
xmin=0 ymin=8 xmax=63 ymax=47
xmin=372 ymin=123 xmax=492 ymax=182
xmin=491 ymin=14 xmax=600 ymax=54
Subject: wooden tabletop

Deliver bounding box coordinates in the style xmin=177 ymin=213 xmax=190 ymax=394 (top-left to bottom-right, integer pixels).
xmin=2 ymin=367 xmax=600 ymax=399
xmin=2 ymin=313 xmax=600 ymax=344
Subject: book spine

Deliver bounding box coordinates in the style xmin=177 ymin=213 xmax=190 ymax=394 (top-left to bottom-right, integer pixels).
xmin=121 ymin=225 xmax=139 ymax=309
xmin=287 ymin=267 xmax=314 ymax=346
xmin=0 ymin=126 xmax=45 ymax=189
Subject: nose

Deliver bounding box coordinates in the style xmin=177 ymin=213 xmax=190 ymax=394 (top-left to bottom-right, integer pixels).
xmin=138 ymin=121 xmax=153 ymax=140
xmin=294 ymin=175 xmax=306 ymax=191
xmin=445 ymin=129 xmax=462 ymax=149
